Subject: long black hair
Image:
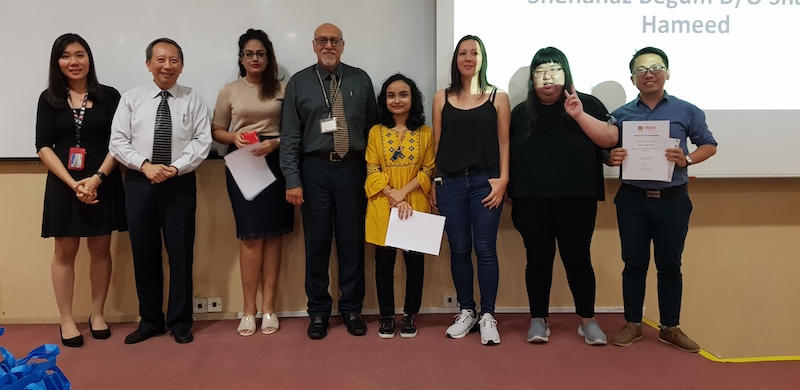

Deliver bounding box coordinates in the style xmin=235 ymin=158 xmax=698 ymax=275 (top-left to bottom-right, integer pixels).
xmin=523 ymin=46 xmax=575 ymax=137
xmin=44 ymin=33 xmax=102 ymax=108
xmin=446 ymin=35 xmax=492 ymax=98
xmin=237 ymin=29 xmax=280 ymax=100
xmin=377 ymin=73 xmax=425 ymax=130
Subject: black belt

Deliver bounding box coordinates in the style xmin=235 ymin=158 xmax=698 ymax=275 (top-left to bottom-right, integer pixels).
xmin=304 ymin=151 xmax=362 ymax=162
xmin=620 ymin=183 xmax=687 ymax=199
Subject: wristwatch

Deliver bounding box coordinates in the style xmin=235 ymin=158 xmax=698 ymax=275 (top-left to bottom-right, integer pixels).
xmin=685 ymin=155 xmax=693 ymax=166
xmin=95 ymin=171 xmax=108 ymax=181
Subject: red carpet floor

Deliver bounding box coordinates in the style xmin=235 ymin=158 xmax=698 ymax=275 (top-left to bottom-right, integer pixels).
xmin=1 ymin=313 xmax=797 ymax=389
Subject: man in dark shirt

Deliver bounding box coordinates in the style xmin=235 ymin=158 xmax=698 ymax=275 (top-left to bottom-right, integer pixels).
xmin=280 ymin=22 xmax=377 ymax=340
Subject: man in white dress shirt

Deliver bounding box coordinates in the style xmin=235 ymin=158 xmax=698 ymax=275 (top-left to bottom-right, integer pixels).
xmin=109 ymin=37 xmax=211 ymax=345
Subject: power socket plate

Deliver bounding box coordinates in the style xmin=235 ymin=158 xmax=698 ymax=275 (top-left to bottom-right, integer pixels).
xmin=192 ymin=298 xmax=207 ymax=313
xmin=207 ymin=297 xmax=223 ymax=313
xmin=443 ymin=293 xmax=457 ymax=308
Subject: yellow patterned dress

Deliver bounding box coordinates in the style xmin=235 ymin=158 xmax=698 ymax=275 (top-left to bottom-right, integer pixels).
xmin=365 ymin=124 xmax=435 ymax=246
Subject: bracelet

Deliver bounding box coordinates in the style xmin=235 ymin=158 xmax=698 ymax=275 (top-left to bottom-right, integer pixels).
xmin=95 ymin=171 xmax=107 ymax=181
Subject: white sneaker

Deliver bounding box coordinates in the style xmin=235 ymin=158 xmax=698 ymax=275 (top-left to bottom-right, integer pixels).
xmin=445 ymin=309 xmax=478 ymax=339
xmin=479 ymin=313 xmax=501 ymax=345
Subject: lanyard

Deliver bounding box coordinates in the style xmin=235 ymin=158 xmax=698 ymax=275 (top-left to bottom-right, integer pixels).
xmin=315 ymin=67 xmax=343 ymax=114
xmin=69 ymin=91 xmax=88 ymax=147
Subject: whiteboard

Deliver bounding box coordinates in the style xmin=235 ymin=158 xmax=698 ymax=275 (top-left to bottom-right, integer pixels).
xmin=436 ymin=0 xmax=800 ymax=178
xmin=1 ymin=0 xmax=436 ymax=159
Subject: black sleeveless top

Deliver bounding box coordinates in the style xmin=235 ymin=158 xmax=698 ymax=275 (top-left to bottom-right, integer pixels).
xmin=436 ymin=88 xmax=500 ymax=175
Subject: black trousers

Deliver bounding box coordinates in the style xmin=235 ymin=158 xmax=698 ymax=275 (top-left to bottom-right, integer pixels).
xmin=300 ymin=155 xmax=366 ymax=317
xmin=374 ymin=245 xmax=425 ymax=317
xmin=511 ymin=197 xmax=598 ymax=319
xmin=125 ymin=170 xmax=196 ymax=332
xmin=615 ymin=187 xmax=692 ymax=327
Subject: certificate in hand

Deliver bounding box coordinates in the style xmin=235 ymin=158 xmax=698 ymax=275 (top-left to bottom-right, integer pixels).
xmin=384 ymin=208 xmax=446 ymax=256
xmin=621 ymin=120 xmax=671 ymax=182
xmin=223 ymin=144 xmax=276 ymax=200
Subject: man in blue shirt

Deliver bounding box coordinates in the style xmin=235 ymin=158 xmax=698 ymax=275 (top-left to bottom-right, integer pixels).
xmin=606 ymin=47 xmax=717 ymax=353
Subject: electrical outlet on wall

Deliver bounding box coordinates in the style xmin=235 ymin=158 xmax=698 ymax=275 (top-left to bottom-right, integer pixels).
xmin=192 ymin=298 xmax=208 ymax=313
xmin=443 ymin=293 xmax=457 ymax=308
xmin=207 ymin=297 xmax=223 ymax=313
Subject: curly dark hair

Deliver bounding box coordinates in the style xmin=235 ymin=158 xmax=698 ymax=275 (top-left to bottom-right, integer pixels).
xmin=377 ymin=73 xmax=425 ymax=130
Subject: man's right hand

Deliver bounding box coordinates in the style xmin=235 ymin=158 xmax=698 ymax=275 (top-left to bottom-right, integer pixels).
xmin=142 ymin=161 xmax=175 ymax=184
xmin=286 ymin=187 xmax=304 ymax=206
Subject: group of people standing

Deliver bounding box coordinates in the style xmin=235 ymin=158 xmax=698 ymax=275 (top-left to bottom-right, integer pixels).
xmin=36 ymin=22 xmax=715 ymax=354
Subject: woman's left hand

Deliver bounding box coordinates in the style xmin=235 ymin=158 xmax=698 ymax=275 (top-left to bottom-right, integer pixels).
xmin=252 ymin=138 xmax=280 ymax=157
xmin=395 ymin=200 xmax=414 ymax=220
xmin=564 ymin=85 xmax=584 ymax=119
xmin=73 ymin=177 xmax=99 ymax=204
xmin=481 ymin=177 xmax=508 ymax=209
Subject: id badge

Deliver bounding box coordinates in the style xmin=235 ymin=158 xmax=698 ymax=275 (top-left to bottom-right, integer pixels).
xmin=68 ymin=147 xmax=86 ymax=170
xmin=320 ymin=117 xmax=337 ymax=134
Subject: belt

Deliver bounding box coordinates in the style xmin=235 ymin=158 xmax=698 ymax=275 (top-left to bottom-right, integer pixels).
xmin=304 ymin=151 xmax=362 ymax=162
xmin=620 ymin=183 xmax=687 ymax=199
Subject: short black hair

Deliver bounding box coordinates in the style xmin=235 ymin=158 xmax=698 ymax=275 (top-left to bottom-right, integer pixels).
xmin=629 ymin=47 xmax=668 ymax=72
xmin=377 ymin=73 xmax=425 ymax=131
xmin=146 ymin=37 xmax=184 ymax=62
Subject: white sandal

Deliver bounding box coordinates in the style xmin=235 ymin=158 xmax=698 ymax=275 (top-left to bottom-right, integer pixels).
xmin=237 ymin=315 xmax=256 ymax=336
xmin=262 ymin=313 xmax=279 ymax=335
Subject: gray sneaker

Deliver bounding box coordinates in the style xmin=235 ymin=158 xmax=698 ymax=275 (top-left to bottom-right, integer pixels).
xmin=527 ymin=317 xmax=550 ymax=343
xmin=577 ymin=319 xmax=607 ymax=345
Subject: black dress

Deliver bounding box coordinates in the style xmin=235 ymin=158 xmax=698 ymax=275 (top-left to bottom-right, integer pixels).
xmin=35 ymin=85 xmax=127 ymax=237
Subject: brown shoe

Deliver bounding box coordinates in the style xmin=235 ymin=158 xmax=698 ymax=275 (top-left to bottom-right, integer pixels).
xmin=658 ymin=326 xmax=700 ymax=353
xmin=611 ymin=322 xmax=643 ymax=347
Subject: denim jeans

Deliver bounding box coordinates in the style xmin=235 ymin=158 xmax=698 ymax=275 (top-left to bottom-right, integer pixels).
xmin=436 ymin=168 xmax=502 ymax=314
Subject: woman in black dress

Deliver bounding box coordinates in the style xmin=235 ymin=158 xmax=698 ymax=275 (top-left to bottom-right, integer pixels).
xmin=35 ymin=33 xmax=126 ymax=347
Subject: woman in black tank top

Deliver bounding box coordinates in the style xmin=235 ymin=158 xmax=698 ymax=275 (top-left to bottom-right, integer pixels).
xmin=431 ymin=35 xmax=510 ymax=346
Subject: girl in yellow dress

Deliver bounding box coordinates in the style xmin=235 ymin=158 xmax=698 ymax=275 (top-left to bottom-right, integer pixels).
xmin=365 ymin=74 xmax=435 ymax=339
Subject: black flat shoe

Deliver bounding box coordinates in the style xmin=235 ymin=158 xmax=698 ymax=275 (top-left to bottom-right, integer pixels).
xmin=60 ymin=327 xmax=84 ymax=348
xmin=124 ymin=327 xmax=166 ymax=344
xmin=342 ymin=313 xmax=367 ymax=336
xmin=89 ymin=314 xmax=111 ymax=340
xmin=307 ymin=316 xmax=329 ymax=339
xmin=172 ymin=329 xmax=194 ymax=344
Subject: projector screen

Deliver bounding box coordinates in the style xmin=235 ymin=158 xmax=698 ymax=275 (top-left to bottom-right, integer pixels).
xmin=436 ymin=0 xmax=800 ymax=177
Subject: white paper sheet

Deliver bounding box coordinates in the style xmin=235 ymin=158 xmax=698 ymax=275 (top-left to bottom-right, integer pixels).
xmin=384 ymin=208 xmax=446 ymax=256
xmin=621 ymin=120 xmax=671 ymax=182
xmin=223 ymin=144 xmax=276 ymax=201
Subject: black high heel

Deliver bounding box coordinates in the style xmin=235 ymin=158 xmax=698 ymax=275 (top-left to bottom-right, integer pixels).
xmin=60 ymin=326 xmax=84 ymax=348
xmin=89 ymin=314 xmax=111 ymax=340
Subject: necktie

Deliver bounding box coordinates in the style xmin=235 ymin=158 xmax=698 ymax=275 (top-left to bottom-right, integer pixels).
xmin=151 ymin=90 xmax=172 ymax=165
xmin=330 ymin=73 xmax=349 ymax=158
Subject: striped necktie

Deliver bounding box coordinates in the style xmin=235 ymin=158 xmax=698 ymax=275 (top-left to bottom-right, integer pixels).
xmin=151 ymin=90 xmax=172 ymax=165
xmin=330 ymin=73 xmax=349 ymax=158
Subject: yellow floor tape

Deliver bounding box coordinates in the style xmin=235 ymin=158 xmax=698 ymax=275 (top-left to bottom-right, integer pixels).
xmin=641 ymin=317 xmax=800 ymax=363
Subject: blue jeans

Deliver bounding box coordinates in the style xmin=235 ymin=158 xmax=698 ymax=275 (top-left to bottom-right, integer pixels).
xmin=436 ymin=169 xmax=502 ymax=314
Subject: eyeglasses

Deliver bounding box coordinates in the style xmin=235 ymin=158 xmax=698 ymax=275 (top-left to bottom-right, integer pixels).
xmin=314 ymin=37 xmax=343 ymax=47
xmin=632 ymin=64 xmax=666 ymax=77
xmin=242 ymin=51 xmax=267 ymax=59
xmin=532 ymin=67 xmax=563 ymax=78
